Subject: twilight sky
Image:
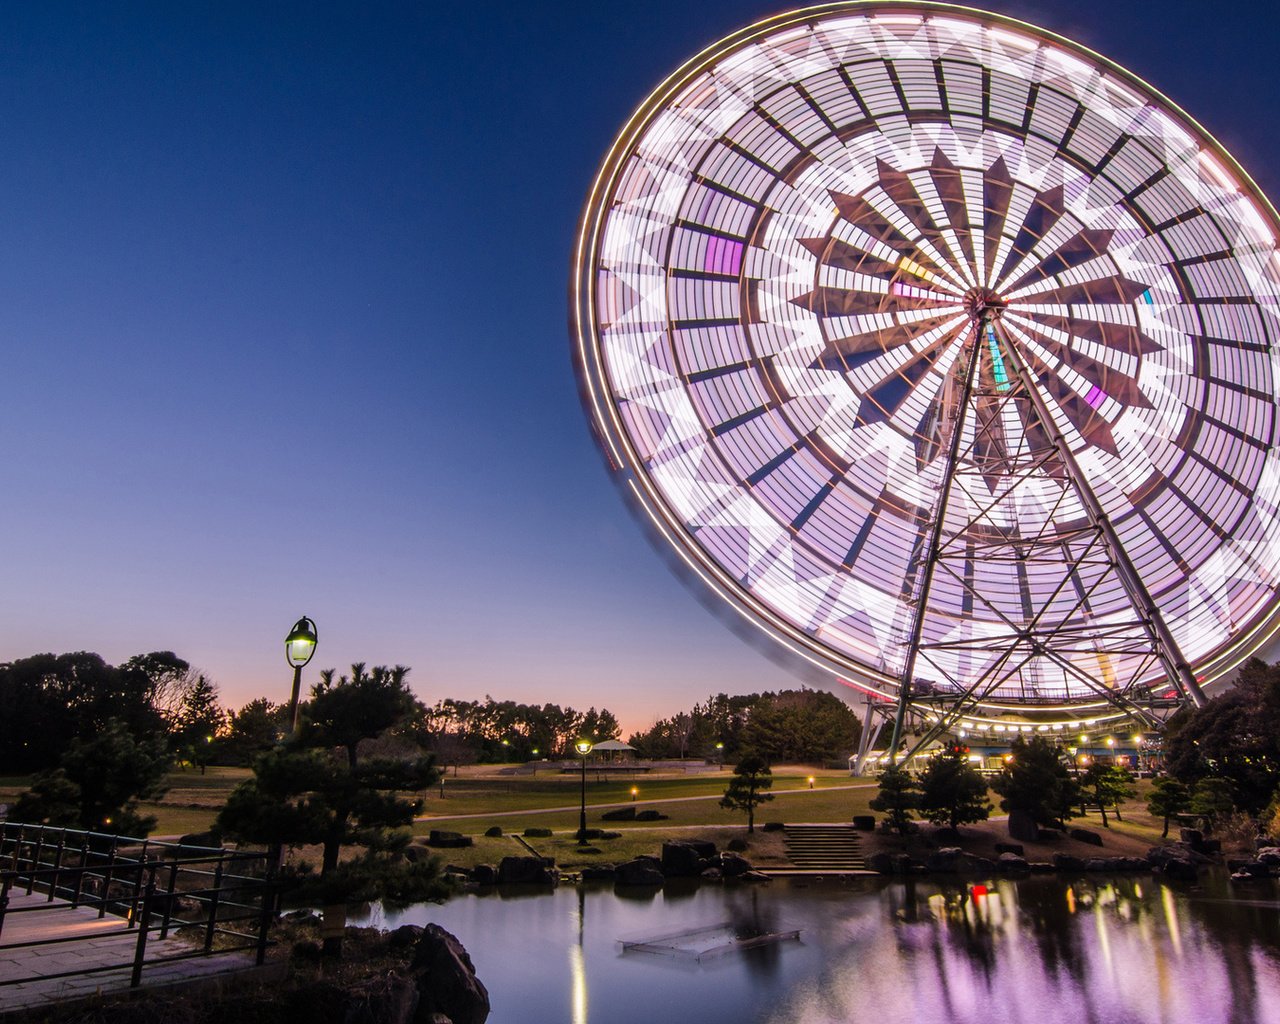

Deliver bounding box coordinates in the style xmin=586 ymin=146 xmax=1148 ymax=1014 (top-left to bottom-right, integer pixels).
xmin=1 ymin=1 xmax=1277 ymax=736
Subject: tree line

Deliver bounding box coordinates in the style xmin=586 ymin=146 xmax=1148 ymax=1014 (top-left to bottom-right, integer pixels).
xmin=0 ymin=651 xmax=627 ymax=777
xmin=627 ymin=688 xmax=861 ymax=763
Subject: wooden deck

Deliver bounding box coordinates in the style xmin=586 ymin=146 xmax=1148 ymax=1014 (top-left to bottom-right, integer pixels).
xmin=0 ymin=892 xmax=265 ymax=1015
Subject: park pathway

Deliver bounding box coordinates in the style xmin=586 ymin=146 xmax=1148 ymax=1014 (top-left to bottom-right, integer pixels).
xmin=416 ymin=782 xmax=877 ymax=823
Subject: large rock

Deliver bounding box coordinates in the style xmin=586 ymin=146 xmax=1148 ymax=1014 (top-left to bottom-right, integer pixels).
xmin=925 ymin=848 xmax=964 ymax=873
xmin=995 ymin=843 xmax=1024 ymax=857
xmin=496 ymin=856 xmax=557 ymax=885
xmin=720 ymin=853 xmax=752 ymax=878
xmin=428 ymin=830 xmax=474 ymax=849
xmin=996 ymin=852 xmax=1029 ymax=874
xmin=867 ymin=852 xmax=896 ymax=875
xmin=411 ymin=923 xmax=490 ymax=1024
xmin=1068 ymin=827 xmax=1104 ymax=847
xmin=661 ymin=841 xmax=716 ymax=877
xmin=615 ymin=857 xmax=664 ymax=886
xmin=868 ymin=852 xmax=918 ymax=875
xmin=1257 ymin=847 xmax=1280 ymax=867
xmin=388 ymin=925 xmax=425 ymax=951
xmin=470 ymin=864 xmax=498 ymax=886
xmin=1052 ymin=853 xmax=1086 ymax=872
xmin=1008 ymin=809 xmax=1040 ymax=843
xmin=1159 ymin=858 xmax=1200 ymax=882
xmin=580 ymin=865 xmax=617 ymax=881
xmin=600 ymin=806 xmax=636 ymax=821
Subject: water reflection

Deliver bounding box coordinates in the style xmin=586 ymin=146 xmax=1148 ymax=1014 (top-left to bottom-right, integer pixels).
xmin=356 ymin=873 xmax=1280 ymax=1024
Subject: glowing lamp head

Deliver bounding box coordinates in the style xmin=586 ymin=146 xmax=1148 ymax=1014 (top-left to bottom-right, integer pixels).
xmin=1106 ymin=737 xmax=1116 ymax=747
xmin=575 ymin=739 xmax=593 ymax=756
xmin=285 ymin=616 xmax=318 ymax=668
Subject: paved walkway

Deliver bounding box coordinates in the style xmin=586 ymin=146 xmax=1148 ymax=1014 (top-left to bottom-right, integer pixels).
xmin=0 ymin=892 xmax=264 ymax=1014
xmin=417 ymin=782 xmax=877 ymax=823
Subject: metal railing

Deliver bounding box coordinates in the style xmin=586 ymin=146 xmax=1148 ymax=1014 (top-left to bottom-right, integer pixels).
xmin=0 ymin=823 xmax=277 ymax=990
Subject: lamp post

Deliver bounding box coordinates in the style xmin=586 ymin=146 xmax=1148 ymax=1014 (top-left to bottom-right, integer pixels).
xmin=284 ymin=616 xmax=318 ymax=737
xmin=716 ymin=741 xmax=725 ymax=770
xmin=575 ymin=739 xmax=593 ymax=844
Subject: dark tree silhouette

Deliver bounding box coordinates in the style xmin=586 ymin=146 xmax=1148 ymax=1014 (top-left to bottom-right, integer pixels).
xmin=918 ymin=746 xmax=991 ymax=829
xmin=720 ymin=753 xmax=775 ymax=832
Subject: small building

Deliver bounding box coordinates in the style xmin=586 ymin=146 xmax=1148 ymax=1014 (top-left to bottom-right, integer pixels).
xmin=589 ymin=739 xmax=638 ymax=763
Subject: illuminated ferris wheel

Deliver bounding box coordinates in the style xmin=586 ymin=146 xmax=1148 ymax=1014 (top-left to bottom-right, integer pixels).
xmin=572 ymin=2 xmax=1280 ymax=751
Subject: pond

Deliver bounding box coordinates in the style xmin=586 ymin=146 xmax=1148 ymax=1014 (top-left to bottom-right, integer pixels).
xmin=355 ymin=872 xmax=1280 ymax=1024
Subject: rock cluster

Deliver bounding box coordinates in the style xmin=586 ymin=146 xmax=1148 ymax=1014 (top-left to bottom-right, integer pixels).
xmin=1229 ymin=846 xmax=1280 ymax=883
xmin=299 ymin=924 xmax=491 ymax=1024
xmin=445 ymin=840 xmax=766 ymax=890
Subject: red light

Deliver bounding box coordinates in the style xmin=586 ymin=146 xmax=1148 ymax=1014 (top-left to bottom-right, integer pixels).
xmin=971 ymin=884 xmax=988 ymax=898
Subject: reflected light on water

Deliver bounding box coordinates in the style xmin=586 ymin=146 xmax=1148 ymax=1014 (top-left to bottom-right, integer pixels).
xmin=569 ymin=944 xmax=587 ymax=1024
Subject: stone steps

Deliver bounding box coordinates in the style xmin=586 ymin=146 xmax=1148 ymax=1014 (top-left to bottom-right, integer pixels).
xmin=782 ymin=825 xmax=866 ymax=871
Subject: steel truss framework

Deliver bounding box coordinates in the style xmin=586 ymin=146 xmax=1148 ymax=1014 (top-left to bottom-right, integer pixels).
xmin=572 ymin=2 xmax=1280 ymax=736
xmin=886 ymin=307 xmax=1205 ymax=760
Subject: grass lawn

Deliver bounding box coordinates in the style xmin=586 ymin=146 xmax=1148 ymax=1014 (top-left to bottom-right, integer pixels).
xmin=415 ymin=779 xmax=879 ymax=836
xmin=10 ymin=763 xmax=1190 ymax=870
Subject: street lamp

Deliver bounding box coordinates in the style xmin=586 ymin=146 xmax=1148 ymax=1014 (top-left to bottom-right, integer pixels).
xmin=284 ymin=616 xmax=318 ymax=736
xmin=575 ymin=739 xmax=593 ymax=844
xmin=716 ymin=741 xmax=725 ymax=770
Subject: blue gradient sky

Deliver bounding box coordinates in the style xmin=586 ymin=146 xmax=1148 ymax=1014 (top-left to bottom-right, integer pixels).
xmin=1 ymin=1 xmax=1276 ymax=735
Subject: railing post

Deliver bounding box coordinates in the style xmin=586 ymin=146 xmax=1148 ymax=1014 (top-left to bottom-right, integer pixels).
xmin=99 ymin=837 xmax=119 ymax=919
xmin=26 ymin=829 xmax=45 ymax=895
xmin=254 ymin=870 xmax=274 ymax=966
xmin=71 ymin=840 xmax=90 ymax=908
xmin=160 ymin=859 xmax=181 ymax=940
xmin=49 ymin=835 xmax=66 ymax=903
xmin=8 ymin=825 xmax=23 ymax=872
xmin=0 ymin=877 xmax=10 ymax=940
xmin=130 ymin=868 xmax=157 ymax=989
xmin=127 ymin=844 xmax=150 ymax=930
xmin=204 ymin=861 xmax=224 ymax=952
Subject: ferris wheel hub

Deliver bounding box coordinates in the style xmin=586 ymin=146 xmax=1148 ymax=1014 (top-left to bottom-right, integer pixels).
xmin=963 ymin=288 xmax=1008 ymax=323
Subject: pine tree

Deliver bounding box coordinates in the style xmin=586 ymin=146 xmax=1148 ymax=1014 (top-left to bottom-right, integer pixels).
xmin=719 ymin=753 xmax=774 ymax=832
xmin=217 ymin=663 xmax=442 ymax=956
xmin=870 ymin=764 xmax=921 ymax=833
xmin=918 ymin=746 xmax=991 ymax=829
xmin=991 ymin=736 xmax=1081 ymax=829
xmin=1147 ymin=778 xmax=1191 ymax=838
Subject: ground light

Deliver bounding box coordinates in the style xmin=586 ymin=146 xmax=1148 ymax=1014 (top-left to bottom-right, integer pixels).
xmin=284 ymin=616 xmax=318 ymax=736
xmin=575 ymin=740 xmax=593 ymax=844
